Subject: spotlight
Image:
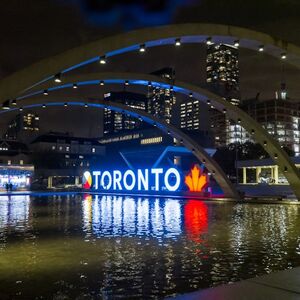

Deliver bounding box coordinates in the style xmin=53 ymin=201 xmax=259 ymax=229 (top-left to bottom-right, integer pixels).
xmin=175 ymin=38 xmax=181 ymax=46
xmin=19 ymin=107 xmax=23 ymax=112
xmin=73 ymin=83 xmax=78 ymax=89
xmin=189 ymin=93 xmax=193 ymax=98
xmin=64 ymin=102 xmax=68 ymax=107
xmin=100 ymin=80 xmax=105 ymax=86
xmin=2 ymin=100 xmax=10 ymax=110
xmin=234 ymin=40 xmax=239 ymax=47
xmin=153 ymin=123 xmax=157 ymax=127
xmin=42 ymin=104 xmax=46 ymax=108
xmin=54 ymin=73 xmax=62 ymax=83
xmin=43 ymin=90 xmax=49 ymax=96
xmin=281 ymin=53 xmax=287 ymax=60
xmin=223 ymin=108 xmax=227 ymax=114
xmin=263 ymin=141 xmax=267 ymax=146
xmin=274 ymin=153 xmax=278 ymax=159
xmin=84 ymin=103 xmax=88 ymax=108
xmin=139 ymin=44 xmax=146 ymax=52
xmin=11 ymin=99 xmax=17 ymax=106
xmin=284 ymin=166 xmax=288 ymax=173
xmin=237 ymin=118 xmax=241 ymax=124
xmin=167 ymin=131 xmax=171 ymax=135
xmin=99 ymin=55 xmax=106 ymax=64
xmin=206 ymin=37 xmax=212 ymax=45
xmin=259 ymin=45 xmax=264 ymax=52
xmin=148 ymin=81 xmax=152 ymax=87
xmin=207 ymin=99 xmax=211 ymax=105
xmin=170 ymin=86 xmax=174 ymax=92
xmin=125 ymin=80 xmax=129 ymax=86
xmin=251 ymin=129 xmax=255 ymax=135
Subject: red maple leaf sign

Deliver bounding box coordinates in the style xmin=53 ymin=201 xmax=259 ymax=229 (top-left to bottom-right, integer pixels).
xmin=185 ymin=165 xmax=208 ymax=192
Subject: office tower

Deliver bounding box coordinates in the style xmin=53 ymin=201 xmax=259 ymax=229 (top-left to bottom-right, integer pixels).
xmin=4 ymin=112 xmax=40 ymax=142
xmin=242 ymin=96 xmax=300 ymax=156
xmin=103 ymin=92 xmax=147 ymax=135
xmin=147 ymin=67 xmax=176 ymax=124
xmin=180 ymin=99 xmax=200 ymax=130
xmin=207 ymin=43 xmax=242 ymax=146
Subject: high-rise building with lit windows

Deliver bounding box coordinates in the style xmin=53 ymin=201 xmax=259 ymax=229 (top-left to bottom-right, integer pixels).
xmin=4 ymin=112 xmax=40 ymax=142
xmin=180 ymin=100 xmax=200 ymax=130
xmin=147 ymin=67 xmax=176 ymax=123
xmin=103 ymin=92 xmax=147 ymax=135
xmin=242 ymin=97 xmax=300 ymax=156
xmin=206 ymin=43 xmax=243 ymax=146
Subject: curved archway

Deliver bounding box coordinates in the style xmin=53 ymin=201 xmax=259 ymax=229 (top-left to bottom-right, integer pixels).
xmin=1 ymin=23 xmax=300 ymax=100
xmin=0 ymin=100 xmax=239 ymax=198
xmin=11 ymin=72 xmax=300 ymax=199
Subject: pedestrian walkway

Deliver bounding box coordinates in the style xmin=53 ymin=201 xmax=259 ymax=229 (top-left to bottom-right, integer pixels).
xmin=170 ymin=267 xmax=300 ymax=300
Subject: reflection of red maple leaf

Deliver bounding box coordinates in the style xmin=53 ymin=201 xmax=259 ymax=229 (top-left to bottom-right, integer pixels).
xmin=185 ymin=165 xmax=208 ymax=192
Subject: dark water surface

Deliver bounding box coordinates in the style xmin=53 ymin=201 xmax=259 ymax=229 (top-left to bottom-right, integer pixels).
xmin=0 ymin=194 xmax=300 ymax=299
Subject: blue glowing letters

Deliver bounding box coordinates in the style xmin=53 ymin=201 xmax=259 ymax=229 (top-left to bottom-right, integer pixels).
xmin=91 ymin=168 xmax=181 ymax=192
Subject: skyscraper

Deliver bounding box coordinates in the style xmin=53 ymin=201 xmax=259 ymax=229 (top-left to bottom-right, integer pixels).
xmin=103 ymin=92 xmax=147 ymax=135
xmin=147 ymin=67 xmax=176 ymax=124
xmin=206 ymin=44 xmax=242 ymax=146
xmin=180 ymin=99 xmax=200 ymax=131
xmin=4 ymin=112 xmax=40 ymax=142
xmin=242 ymin=95 xmax=300 ymax=156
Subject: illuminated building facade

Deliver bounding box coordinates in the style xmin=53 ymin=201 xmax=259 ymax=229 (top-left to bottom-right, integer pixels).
xmin=0 ymin=140 xmax=33 ymax=190
xmin=4 ymin=112 xmax=40 ymax=142
xmin=206 ymin=44 xmax=242 ymax=146
xmin=179 ymin=99 xmax=214 ymax=148
xmin=242 ymin=98 xmax=300 ymax=156
xmin=103 ymin=92 xmax=147 ymax=135
xmin=147 ymin=68 xmax=176 ymax=123
xmin=180 ymin=99 xmax=200 ymax=131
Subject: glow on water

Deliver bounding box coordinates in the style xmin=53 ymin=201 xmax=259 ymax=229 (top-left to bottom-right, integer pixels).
xmin=0 ymin=194 xmax=300 ymax=298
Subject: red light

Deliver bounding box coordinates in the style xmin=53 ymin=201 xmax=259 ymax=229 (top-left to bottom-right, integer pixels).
xmin=184 ymin=200 xmax=208 ymax=243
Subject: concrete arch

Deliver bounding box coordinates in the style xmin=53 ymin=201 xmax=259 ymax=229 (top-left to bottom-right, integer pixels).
xmin=1 ymin=23 xmax=300 ymax=100
xmin=0 ymin=100 xmax=239 ymax=199
xmin=11 ymin=72 xmax=300 ymax=199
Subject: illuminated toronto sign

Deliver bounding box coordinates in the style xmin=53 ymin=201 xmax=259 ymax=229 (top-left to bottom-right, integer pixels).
xmin=83 ymin=168 xmax=181 ymax=192
xmin=83 ymin=165 xmax=209 ymax=193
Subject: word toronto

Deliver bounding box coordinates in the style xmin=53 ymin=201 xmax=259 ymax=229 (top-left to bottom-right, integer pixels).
xmin=88 ymin=168 xmax=181 ymax=192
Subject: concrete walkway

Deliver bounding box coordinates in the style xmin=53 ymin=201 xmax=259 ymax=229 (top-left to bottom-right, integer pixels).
xmin=170 ymin=267 xmax=300 ymax=300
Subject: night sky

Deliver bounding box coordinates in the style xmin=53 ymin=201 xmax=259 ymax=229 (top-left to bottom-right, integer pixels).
xmin=0 ymin=0 xmax=299 ymax=138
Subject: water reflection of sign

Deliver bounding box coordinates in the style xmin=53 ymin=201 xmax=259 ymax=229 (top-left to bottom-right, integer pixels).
xmin=84 ymin=168 xmax=181 ymax=192
xmin=82 ymin=195 xmax=182 ymax=239
xmin=184 ymin=200 xmax=208 ymax=243
xmin=184 ymin=165 xmax=208 ymax=192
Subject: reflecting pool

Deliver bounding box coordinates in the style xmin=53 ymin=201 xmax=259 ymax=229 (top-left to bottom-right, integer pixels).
xmin=0 ymin=194 xmax=300 ymax=299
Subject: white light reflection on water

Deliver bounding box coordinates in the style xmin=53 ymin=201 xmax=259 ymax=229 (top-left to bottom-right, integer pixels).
xmin=82 ymin=194 xmax=182 ymax=239
xmin=0 ymin=195 xmax=30 ymax=229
